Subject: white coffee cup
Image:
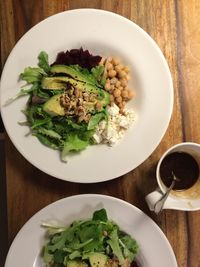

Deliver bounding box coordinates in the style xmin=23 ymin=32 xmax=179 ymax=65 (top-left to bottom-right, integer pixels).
xmin=145 ymin=142 xmax=200 ymax=211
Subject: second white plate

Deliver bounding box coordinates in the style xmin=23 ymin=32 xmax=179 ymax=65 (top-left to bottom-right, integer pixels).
xmin=4 ymin=194 xmax=177 ymax=267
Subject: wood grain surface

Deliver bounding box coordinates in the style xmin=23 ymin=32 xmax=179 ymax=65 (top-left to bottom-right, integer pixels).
xmin=1 ymin=1 xmax=200 ymax=267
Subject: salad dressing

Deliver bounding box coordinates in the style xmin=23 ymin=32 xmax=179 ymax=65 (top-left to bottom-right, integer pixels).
xmin=160 ymin=152 xmax=199 ymax=190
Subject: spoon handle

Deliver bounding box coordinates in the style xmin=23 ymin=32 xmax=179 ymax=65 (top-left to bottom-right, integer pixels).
xmin=154 ymin=180 xmax=175 ymax=214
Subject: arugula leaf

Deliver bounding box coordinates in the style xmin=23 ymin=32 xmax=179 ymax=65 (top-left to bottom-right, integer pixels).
xmin=38 ymin=51 xmax=50 ymax=73
xmin=107 ymin=229 xmax=125 ymax=264
xmin=37 ymin=128 xmax=62 ymax=139
xmin=5 ymin=87 xmax=35 ymax=105
xmin=20 ymin=67 xmax=46 ymax=83
xmin=119 ymin=234 xmax=139 ymax=262
xmin=35 ymin=133 xmax=60 ymax=149
xmin=43 ymin=245 xmax=53 ymax=263
xmin=92 ymin=208 xmax=108 ymax=222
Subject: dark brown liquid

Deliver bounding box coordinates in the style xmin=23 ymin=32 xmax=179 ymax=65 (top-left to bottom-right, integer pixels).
xmin=159 ymin=152 xmax=199 ymax=190
xmin=131 ymin=261 xmax=140 ymax=267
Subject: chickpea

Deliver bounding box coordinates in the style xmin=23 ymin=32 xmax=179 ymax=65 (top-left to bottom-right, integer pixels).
xmin=113 ymin=89 xmax=121 ymax=98
xmin=115 ymin=80 xmax=121 ymax=88
xmin=115 ymin=96 xmax=122 ymax=103
xmin=126 ymin=74 xmax=131 ymax=80
xmin=110 ymin=95 xmax=114 ymax=102
xmin=99 ymin=57 xmax=106 ymax=65
xmin=118 ymin=102 xmax=125 ymax=109
xmin=127 ymin=89 xmax=135 ymax=99
xmin=108 ymin=69 xmax=117 ymax=78
xmin=120 ymin=79 xmax=128 ymax=87
xmin=110 ymin=84 xmax=115 ymax=91
xmin=112 ymin=57 xmax=120 ymax=65
xmin=107 ymin=62 xmax=113 ymax=71
xmin=96 ymin=101 xmax=102 ymax=111
xmin=110 ymin=77 xmax=118 ymax=84
xmin=121 ymin=89 xmax=129 ymax=98
xmin=107 ymin=57 xmax=112 ymax=62
xmin=115 ymin=64 xmax=123 ymax=72
xmin=118 ymin=70 xmax=126 ymax=78
xmin=124 ymin=66 xmax=130 ymax=73
xmin=105 ymin=82 xmax=111 ymax=91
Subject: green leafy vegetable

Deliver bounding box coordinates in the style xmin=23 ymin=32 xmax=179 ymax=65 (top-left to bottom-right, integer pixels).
xmin=8 ymin=50 xmax=112 ymax=163
xmin=20 ymin=67 xmax=46 ymax=83
xmin=38 ymin=51 xmax=50 ymax=73
xmin=42 ymin=209 xmax=139 ymax=267
xmin=61 ymin=133 xmax=89 ymax=162
xmin=92 ymin=208 xmax=108 ymax=222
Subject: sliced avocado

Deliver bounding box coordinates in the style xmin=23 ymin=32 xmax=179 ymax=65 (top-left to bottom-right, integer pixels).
xmin=42 ymin=76 xmax=98 ymax=94
xmin=42 ymin=77 xmax=69 ymax=90
xmin=100 ymin=90 xmax=110 ymax=107
xmin=50 ymin=65 xmax=102 ymax=87
xmin=43 ymin=93 xmax=65 ymax=116
xmin=88 ymin=252 xmax=108 ymax=267
xmin=42 ymin=77 xmax=110 ymax=111
xmin=66 ymin=260 xmax=88 ymax=267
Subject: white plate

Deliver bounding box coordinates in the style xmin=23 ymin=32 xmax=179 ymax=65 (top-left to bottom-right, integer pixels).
xmin=4 ymin=194 xmax=177 ymax=267
xmin=0 ymin=9 xmax=173 ymax=183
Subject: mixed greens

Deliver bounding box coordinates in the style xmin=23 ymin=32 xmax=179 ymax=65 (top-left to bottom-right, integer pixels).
xmin=42 ymin=208 xmax=139 ymax=267
xmin=10 ymin=50 xmax=110 ymax=162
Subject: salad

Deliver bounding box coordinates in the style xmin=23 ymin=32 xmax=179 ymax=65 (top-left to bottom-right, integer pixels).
xmin=9 ymin=48 xmax=135 ymax=161
xmin=42 ymin=208 xmax=139 ymax=267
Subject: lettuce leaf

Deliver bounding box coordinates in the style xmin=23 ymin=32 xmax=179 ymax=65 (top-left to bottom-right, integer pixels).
xmin=20 ymin=67 xmax=46 ymax=83
xmin=61 ymin=133 xmax=89 ymax=162
xmin=38 ymin=51 xmax=50 ymax=73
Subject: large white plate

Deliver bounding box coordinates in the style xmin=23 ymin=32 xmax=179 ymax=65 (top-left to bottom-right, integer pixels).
xmin=0 ymin=9 xmax=173 ymax=183
xmin=4 ymin=194 xmax=177 ymax=267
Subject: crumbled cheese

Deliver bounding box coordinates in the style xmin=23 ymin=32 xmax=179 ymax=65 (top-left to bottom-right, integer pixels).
xmin=93 ymin=103 xmax=135 ymax=146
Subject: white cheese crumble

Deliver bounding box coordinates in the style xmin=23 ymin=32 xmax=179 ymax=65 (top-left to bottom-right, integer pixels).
xmin=93 ymin=104 xmax=135 ymax=146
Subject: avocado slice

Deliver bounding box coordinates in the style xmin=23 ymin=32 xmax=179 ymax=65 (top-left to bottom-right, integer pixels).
xmin=43 ymin=94 xmax=65 ymax=116
xmin=42 ymin=76 xmax=100 ymax=95
xmin=50 ymin=65 xmax=102 ymax=88
xmin=88 ymin=252 xmax=108 ymax=267
xmin=66 ymin=260 xmax=88 ymax=267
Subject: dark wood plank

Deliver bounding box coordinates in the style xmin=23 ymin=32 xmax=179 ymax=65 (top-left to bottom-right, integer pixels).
xmin=0 ymin=135 xmax=8 ymax=266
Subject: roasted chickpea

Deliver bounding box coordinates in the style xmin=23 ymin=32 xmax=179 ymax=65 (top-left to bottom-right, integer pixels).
xmin=115 ymin=96 xmax=122 ymax=103
xmin=123 ymin=66 xmax=130 ymax=73
xmin=112 ymin=57 xmax=120 ymax=65
xmin=113 ymin=89 xmax=121 ymax=98
xmin=105 ymin=83 xmax=111 ymax=91
xmin=121 ymin=89 xmax=129 ymax=98
xmin=108 ymin=69 xmax=117 ymax=78
xmin=107 ymin=62 xmax=113 ymax=71
xmin=96 ymin=101 xmax=102 ymax=111
xmin=115 ymin=80 xmax=121 ymax=88
xmin=118 ymin=70 xmax=126 ymax=78
xmin=127 ymin=89 xmax=135 ymax=99
xmin=110 ymin=95 xmax=114 ymax=102
xmin=115 ymin=64 xmax=123 ymax=72
xmin=110 ymin=77 xmax=118 ymax=84
xmin=120 ymin=79 xmax=128 ymax=87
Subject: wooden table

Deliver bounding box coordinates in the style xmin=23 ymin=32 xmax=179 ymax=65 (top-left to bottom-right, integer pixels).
xmin=1 ymin=1 xmax=200 ymax=266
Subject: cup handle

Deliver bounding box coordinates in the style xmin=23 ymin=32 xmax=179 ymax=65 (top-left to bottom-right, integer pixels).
xmin=145 ymin=188 xmax=165 ymax=211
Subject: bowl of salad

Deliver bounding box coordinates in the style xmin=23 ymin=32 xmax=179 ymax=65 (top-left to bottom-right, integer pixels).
xmin=0 ymin=9 xmax=173 ymax=182
xmin=4 ymin=194 xmax=178 ymax=267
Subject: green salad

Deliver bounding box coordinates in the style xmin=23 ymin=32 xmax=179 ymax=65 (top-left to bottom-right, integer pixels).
xmin=42 ymin=209 xmax=139 ymax=267
xmin=10 ymin=49 xmax=110 ymax=162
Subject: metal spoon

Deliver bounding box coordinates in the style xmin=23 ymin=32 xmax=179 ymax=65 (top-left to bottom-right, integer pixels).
xmin=154 ymin=173 xmax=178 ymax=214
